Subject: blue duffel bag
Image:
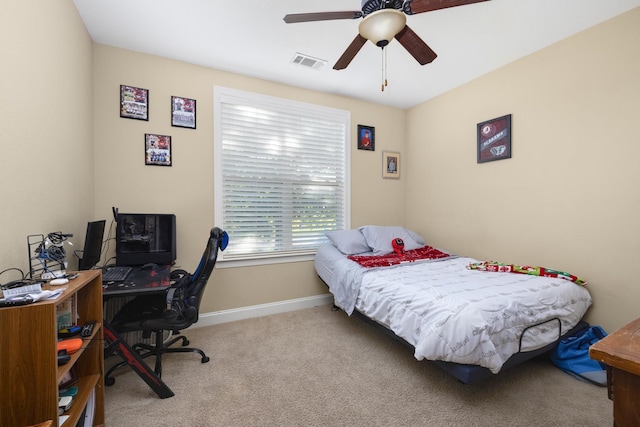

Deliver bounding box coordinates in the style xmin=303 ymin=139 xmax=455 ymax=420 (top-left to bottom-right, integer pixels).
xmin=550 ymin=325 xmax=608 ymax=386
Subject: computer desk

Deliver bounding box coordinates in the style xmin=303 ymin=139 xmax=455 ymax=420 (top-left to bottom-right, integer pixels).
xmin=102 ymin=264 xmax=175 ymax=398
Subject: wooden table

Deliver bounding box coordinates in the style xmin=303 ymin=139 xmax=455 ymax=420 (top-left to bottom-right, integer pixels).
xmin=590 ymin=317 xmax=640 ymax=427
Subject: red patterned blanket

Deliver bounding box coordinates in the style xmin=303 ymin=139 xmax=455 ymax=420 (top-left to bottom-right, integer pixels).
xmin=348 ymin=246 xmax=451 ymax=268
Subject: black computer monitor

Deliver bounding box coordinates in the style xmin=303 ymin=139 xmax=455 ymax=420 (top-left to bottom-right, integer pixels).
xmin=78 ymin=220 xmax=106 ymax=270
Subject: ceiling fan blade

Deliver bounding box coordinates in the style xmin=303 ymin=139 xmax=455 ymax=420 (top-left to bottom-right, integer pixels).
xmin=406 ymin=0 xmax=491 ymax=15
xmin=333 ymin=35 xmax=368 ymax=70
xmin=395 ymin=25 xmax=437 ymax=65
xmin=283 ymin=11 xmax=363 ymax=24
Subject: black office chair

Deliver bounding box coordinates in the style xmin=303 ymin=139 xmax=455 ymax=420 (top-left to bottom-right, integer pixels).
xmin=105 ymin=227 xmax=228 ymax=384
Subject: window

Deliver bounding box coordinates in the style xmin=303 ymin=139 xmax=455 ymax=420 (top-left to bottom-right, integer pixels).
xmin=214 ymin=87 xmax=350 ymax=266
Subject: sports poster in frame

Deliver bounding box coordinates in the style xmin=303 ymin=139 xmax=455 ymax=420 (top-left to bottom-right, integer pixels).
xmin=171 ymin=96 xmax=196 ymax=129
xmin=145 ymin=133 xmax=172 ymax=166
xmin=477 ymin=114 xmax=511 ymax=163
xmin=120 ymin=85 xmax=149 ymax=121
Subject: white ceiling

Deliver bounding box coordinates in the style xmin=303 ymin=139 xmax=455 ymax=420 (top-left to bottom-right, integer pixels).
xmin=73 ymin=0 xmax=640 ymax=109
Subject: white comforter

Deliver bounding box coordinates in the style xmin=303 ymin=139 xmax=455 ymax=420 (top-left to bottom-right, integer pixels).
xmin=315 ymin=244 xmax=592 ymax=373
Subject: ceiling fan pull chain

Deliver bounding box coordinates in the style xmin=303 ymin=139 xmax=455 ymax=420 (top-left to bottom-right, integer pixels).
xmin=380 ymin=47 xmax=384 ymax=91
xmin=381 ymin=47 xmax=387 ymax=92
xmin=384 ymin=46 xmax=388 ymax=88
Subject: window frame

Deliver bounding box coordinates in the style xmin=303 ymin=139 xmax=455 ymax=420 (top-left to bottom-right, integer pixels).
xmin=213 ymin=86 xmax=351 ymax=267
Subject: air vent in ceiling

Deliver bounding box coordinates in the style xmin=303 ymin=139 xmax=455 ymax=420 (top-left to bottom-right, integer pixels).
xmin=290 ymin=53 xmax=326 ymax=70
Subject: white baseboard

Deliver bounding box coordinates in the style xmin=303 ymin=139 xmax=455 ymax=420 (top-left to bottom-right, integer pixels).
xmin=193 ymin=293 xmax=334 ymax=328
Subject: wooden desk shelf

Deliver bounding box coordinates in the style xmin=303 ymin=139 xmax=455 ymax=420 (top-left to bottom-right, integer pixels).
xmin=0 ymin=270 xmax=105 ymax=427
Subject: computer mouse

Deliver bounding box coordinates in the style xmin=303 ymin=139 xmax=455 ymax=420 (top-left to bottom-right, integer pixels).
xmin=50 ymin=278 xmax=69 ymax=285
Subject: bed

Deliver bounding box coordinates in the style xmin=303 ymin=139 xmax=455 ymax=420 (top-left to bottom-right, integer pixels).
xmin=315 ymin=226 xmax=592 ymax=384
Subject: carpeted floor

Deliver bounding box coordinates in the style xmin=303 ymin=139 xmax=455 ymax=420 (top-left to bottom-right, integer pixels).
xmin=104 ymin=304 xmax=612 ymax=426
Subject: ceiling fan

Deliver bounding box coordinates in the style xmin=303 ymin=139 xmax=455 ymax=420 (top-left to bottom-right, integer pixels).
xmin=284 ymin=0 xmax=491 ymax=89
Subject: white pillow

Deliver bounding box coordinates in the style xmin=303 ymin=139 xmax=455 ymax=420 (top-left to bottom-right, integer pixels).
xmin=405 ymin=228 xmax=426 ymax=245
xmin=326 ymin=229 xmax=370 ymax=255
xmin=359 ymin=226 xmax=424 ymax=255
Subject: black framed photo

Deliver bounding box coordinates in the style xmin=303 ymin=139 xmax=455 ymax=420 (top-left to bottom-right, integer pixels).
xmin=171 ymin=96 xmax=196 ymax=129
xmin=357 ymin=124 xmax=375 ymax=151
xmin=145 ymin=133 xmax=172 ymax=166
xmin=477 ymin=114 xmax=512 ymax=163
xmin=120 ymin=85 xmax=149 ymax=121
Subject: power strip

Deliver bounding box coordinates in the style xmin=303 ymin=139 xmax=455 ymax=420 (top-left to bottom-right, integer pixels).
xmin=41 ymin=270 xmax=66 ymax=280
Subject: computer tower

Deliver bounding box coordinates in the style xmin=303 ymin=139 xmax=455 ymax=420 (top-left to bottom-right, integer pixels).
xmin=115 ymin=213 xmax=176 ymax=266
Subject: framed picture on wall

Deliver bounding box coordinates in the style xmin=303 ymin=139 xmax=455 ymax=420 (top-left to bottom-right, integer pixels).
xmin=382 ymin=151 xmax=400 ymax=179
xmin=477 ymin=114 xmax=512 ymax=163
xmin=145 ymin=133 xmax=172 ymax=166
xmin=171 ymin=96 xmax=196 ymax=129
xmin=120 ymin=85 xmax=149 ymax=121
xmin=357 ymin=124 xmax=375 ymax=151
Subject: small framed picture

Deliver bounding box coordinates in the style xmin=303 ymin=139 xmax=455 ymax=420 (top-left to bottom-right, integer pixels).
xmin=145 ymin=133 xmax=172 ymax=166
xmin=357 ymin=124 xmax=375 ymax=151
xmin=120 ymin=85 xmax=149 ymax=121
xmin=477 ymin=114 xmax=512 ymax=163
xmin=382 ymin=151 xmax=400 ymax=179
xmin=171 ymin=96 xmax=196 ymax=129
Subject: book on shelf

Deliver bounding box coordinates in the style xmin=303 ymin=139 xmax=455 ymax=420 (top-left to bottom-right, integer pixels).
xmin=58 ymin=396 xmax=73 ymax=412
xmin=77 ymin=404 xmax=88 ymax=427
xmin=59 ymin=386 xmax=78 ymax=398
xmin=56 ymin=293 xmax=77 ymax=331
xmin=58 ymin=368 xmax=77 ymax=390
xmin=79 ymin=388 xmax=96 ymax=427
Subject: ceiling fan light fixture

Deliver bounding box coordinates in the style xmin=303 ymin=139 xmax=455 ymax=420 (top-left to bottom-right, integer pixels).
xmin=358 ymin=9 xmax=406 ymax=46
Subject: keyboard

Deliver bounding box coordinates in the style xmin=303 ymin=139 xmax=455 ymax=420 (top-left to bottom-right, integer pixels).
xmin=102 ymin=266 xmax=133 ymax=282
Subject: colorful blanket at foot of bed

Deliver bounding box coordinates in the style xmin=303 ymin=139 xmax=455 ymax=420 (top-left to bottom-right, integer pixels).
xmin=348 ymin=246 xmax=451 ymax=268
xmin=466 ymin=261 xmax=587 ymax=286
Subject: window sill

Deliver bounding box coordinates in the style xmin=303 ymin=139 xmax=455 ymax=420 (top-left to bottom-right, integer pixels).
xmin=216 ymin=253 xmax=315 ymax=268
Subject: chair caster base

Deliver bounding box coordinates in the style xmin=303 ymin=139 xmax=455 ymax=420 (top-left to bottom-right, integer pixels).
xmin=202 ymin=356 xmax=210 ymax=363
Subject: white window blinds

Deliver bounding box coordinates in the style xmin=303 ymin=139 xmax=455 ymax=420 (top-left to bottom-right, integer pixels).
xmin=214 ymin=87 xmax=350 ymax=262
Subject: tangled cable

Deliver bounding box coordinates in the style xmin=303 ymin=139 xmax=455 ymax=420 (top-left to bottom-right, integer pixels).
xmin=35 ymin=232 xmax=73 ymax=263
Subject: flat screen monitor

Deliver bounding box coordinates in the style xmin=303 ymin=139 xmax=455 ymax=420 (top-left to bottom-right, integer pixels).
xmin=78 ymin=220 xmax=106 ymax=270
xmin=115 ymin=213 xmax=176 ymax=266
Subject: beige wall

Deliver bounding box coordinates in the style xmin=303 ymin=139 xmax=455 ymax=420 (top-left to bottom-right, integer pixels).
xmin=405 ymin=7 xmax=640 ymax=333
xmin=92 ymin=45 xmax=406 ymax=313
xmin=0 ymin=1 xmax=93 ymax=276
xmin=3 ymin=1 xmax=637 ymax=333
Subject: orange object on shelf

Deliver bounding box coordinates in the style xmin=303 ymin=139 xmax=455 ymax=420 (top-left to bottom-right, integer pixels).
xmin=56 ymin=338 xmax=83 ymax=354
